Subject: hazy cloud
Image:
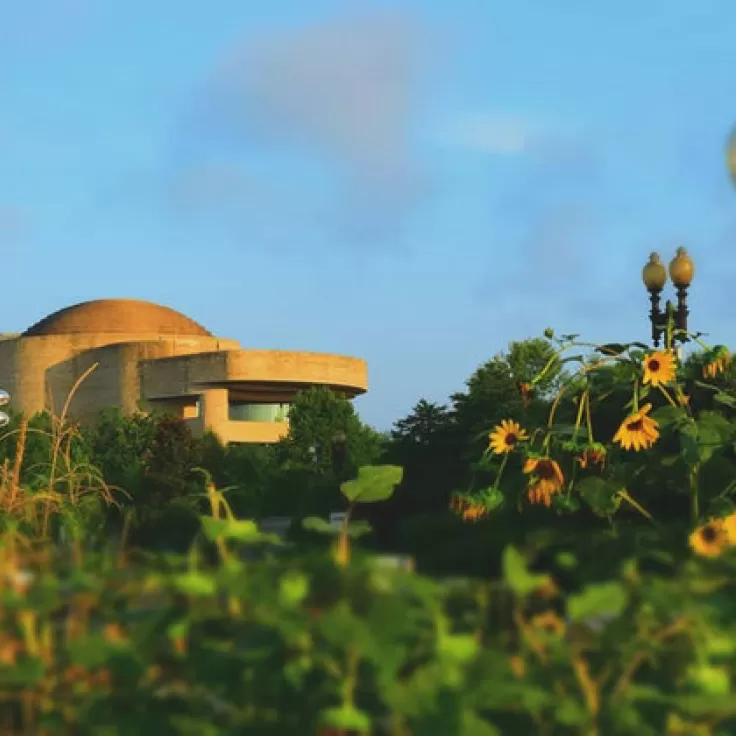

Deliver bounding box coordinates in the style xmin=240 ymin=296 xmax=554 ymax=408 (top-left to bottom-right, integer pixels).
xmin=0 ymin=206 xmax=31 ymax=249
xmin=441 ymin=114 xmax=533 ymax=155
xmin=441 ymin=112 xmax=601 ymax=175
xmin=474 ymin=202 xmax=601 ymax=314
xmin=184 ymin=9 xmax=434 ymax=248
xmin=0 ymin=0 xmax=97 ymax=48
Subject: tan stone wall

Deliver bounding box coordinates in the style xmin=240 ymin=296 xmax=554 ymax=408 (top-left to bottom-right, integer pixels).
xmin=10 ymin=333 xmax=240 ymax=420
xmin=3 ymin=327 xmax=367 ymax=445
xmin=140 ymin=349 xmax=368 ymax=398
xmin=0 ymin=340 xmax=17 ymax=401
xmin=185 ymin=417 xmax=288 ymax=444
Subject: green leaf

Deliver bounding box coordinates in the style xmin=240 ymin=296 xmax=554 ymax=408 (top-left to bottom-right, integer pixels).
xmin=554 ymin=495 xmax=581 ymax=512
xmin=597 ymin=343 xmax=627 ymax=356
xmin=200 ymin=517 xmax=281 ymax=544
xmin=302 ymin=516 xmax=372 ymax=538
xmin=279 ymin=572 xmax=309 ymax=607
xmin=556 ymin=552 xmax=577 ymax=569
xmin=302 ymin=516 xmax=339 ymax=535
xmin=438 ymin=634 xmax=478 ymax=665
xmin=650 ymin=405 xmax=686 ymax=428
xmin=680 ymin=432 xmax=701 ymax=467
xmin=0 ymin=656 xmax=45 ymax=685
xmin=172 ymin=572 xmax=217 ymax=596
xmin=318 ymin=705 xmax=372 ymax=732
xmin=477 ymin=486 xmax=504 ymax=512
xmin=502 ymin=546 xmax=551 ymax=597
xmin=567 ymin=581 xmax=628 ymax=623
xmin=344 ymin=520 xmax=373 ymax=538
xmin=461 ymin=711 xmax=501 ymax=736
xmin=577 ymin=477 xmax=621 ymax=517
xmin=556 ymin=698 xmax=588 ymax=726
xmin=714 ymin=391 xmax=736 ymax=408
xmin=340 ymin=464 xmax=403 ymax=503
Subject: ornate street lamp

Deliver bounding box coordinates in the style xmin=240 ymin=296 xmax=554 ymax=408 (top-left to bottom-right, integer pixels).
xmin=642 ymin=248 xmax=695 ymax=348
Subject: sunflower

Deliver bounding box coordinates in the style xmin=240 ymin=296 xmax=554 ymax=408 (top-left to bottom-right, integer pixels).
xmin=523 ymin=457 xmax=564 ymax=507
xmin=642 ymin=350 xmax=676 ymax=387
xmin=721 ymin=512 xmax=736 ymax=545
xmin=488 ymin=419 xmax=529 ymax=455
xmin=529 ymin=610 xmax=566 ymax=638
xmin=450 ymin=494 xmax=488 ymax=523
xmin=576 ymin=443 xmax=607 ymax=469
xmin=613 ymin=403 xmax=659 ymax=451
xmin=519 ymin=382 xmax=534 ymax=406
xmin=689 ymin=520 xmax=728 ymax=558
xmin=703 ymin=346 xmax=731 ymax=379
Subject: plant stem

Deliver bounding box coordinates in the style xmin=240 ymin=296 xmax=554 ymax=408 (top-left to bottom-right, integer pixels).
xmin=690 ymin=466 xmax=700 ymax=523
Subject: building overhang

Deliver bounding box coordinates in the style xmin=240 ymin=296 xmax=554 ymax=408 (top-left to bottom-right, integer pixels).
xmin=139 ymin=349 xmax=368 ymax=401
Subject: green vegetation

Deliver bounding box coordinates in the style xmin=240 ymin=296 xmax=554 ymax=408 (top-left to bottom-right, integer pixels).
xmin=3 ymin=330 xmax=736 ymax=733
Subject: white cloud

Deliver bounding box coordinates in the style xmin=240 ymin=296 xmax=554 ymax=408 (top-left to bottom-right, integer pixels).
xmin=442 ymin=114 xmax=534 ymax=155
xmin=0 ymin=206 xmax=30 ymax=247
xmin=187 ymin=8 xmax=435 ymax=245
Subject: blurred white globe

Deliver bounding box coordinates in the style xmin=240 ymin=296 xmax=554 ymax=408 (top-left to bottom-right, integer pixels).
xmin=728 ymin=127 xmax=736 ymax=185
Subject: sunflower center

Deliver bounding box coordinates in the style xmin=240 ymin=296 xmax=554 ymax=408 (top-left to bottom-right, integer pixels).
xmin=648 ymin=359 xmax=660 ymax=371
xmin=536 ymin=462 xmax=556 ymax=480
xmin=505 ymin=433 xmax=518 ymax=446
xmin=702 ymin=525 xmax=718 ymax=543
xmin=626 ymin=419 xmax=644 ymax=432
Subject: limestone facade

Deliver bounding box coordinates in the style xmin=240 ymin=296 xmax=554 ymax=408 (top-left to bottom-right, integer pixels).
xmin=0 ymin=299 xmax=367 ymax=444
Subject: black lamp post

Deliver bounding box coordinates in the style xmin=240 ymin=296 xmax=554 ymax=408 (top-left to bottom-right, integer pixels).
xmin=642 ymin=248 xmax=695 ymax=348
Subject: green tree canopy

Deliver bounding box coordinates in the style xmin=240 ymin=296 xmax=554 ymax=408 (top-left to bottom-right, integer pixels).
xmin=276 ymin=386 xmax=383 ymax=479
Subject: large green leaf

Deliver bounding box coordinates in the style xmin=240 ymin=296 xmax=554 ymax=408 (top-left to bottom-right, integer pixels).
xmin=567 ymin=581 xmax=628 ymax=623
xmin=577 ymin=476 xmax=621 ymax=517
xmin=502 ymin=546 xmax=551 ymax=597
xmin=302 ymin=516 xmax=373 ymax=538
xmin=200 ymin=517 xmax=281 ymax=545
xmin=340 ymin=464 xmax=403 ymax=503
xmin=318 ymin=705 xmax=372 ymax=732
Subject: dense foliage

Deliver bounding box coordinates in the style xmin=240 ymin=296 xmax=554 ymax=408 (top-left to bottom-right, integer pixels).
xmin=3 ymin=326 xmax=736 ymax=733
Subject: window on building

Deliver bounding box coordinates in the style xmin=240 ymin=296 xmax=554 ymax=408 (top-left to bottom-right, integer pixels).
xmin=228 ymin=402 xmax=291 ymax=422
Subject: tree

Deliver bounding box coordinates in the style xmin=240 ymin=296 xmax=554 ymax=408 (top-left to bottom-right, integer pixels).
xmin=451 ymin=338 xmax=564 ymax=459
xmin=276 ymin=387 xmax=383 ymax=479
xmin=83 ymin=408 xmax=154 ymax=494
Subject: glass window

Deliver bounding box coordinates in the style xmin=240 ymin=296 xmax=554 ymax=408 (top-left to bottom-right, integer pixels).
xmin=228 ymin=402 xmax=290 ymax=422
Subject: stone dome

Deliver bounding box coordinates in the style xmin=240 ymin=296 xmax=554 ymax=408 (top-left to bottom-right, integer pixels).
xmin=23 ymin=299 xmax=213 ymax=338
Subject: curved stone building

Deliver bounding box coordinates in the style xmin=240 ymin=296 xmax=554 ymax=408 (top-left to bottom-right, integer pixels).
xmin=0 ymin=299 xmax=367 ymax=444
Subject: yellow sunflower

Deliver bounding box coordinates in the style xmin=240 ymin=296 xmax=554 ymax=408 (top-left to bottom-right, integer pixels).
xmin=529 ymin=610 xmax=567 ymax=637
xmin=576 ymin=444 xmax=607 ymax=469
xmin=721 ymin=512 xmax=736 ymax=545
xmin=703 ymin=346 xmax=731 ymax=379
xmin=613 ymin=403 xmax=659 ymax=451
xmin=642 ymin=350 xmax=676 ymax=387
xmin=450 ymin=494 xmax=488 ymax=523
xmin=523 ymin=457 xmax=564 ymax=507
xmin=488 ymin=419 xmax=529 ymax=455
xmin=689 ymin=520 xmax=728 ymax=558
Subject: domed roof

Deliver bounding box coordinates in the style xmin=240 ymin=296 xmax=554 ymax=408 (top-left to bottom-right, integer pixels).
xmin=23 ymin=299 xmax=213 ymax=338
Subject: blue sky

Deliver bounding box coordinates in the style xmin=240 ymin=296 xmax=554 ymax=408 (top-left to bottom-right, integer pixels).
xmin=2 ymin=0 xmax=736 ymax=430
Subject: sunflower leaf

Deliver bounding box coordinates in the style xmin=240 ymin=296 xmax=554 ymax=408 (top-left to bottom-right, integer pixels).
xmin=650 ymin=405 xmax=686 ymax=428
xmin=714 ymin=391 xmax=736 ymax=408
xmin=577 ymin=477 xmax=621 ymax=517
xmin=597 ymin=343 xmax=627 ymax=356
xmin=502 ymin=546 xmax=551 ymax=597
